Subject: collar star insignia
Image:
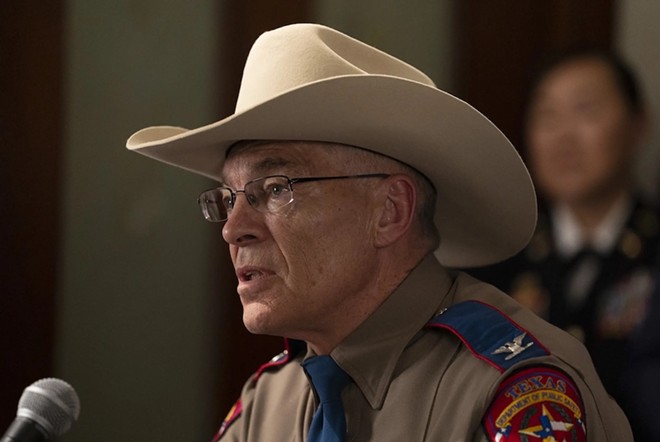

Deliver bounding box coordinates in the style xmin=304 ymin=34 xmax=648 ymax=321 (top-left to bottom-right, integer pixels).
xmin=492 ymin=332 xmax=534 ymax=360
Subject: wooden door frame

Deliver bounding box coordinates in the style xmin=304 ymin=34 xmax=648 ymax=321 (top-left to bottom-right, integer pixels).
xmin=0 ymin=0 xmax=64 ymax=429
xmin=453 ymin=1 xmax=615 ymax=153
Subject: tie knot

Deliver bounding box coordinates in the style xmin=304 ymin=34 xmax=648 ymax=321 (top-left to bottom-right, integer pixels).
xmin=303 ymin=355 xmax=351 ymax=404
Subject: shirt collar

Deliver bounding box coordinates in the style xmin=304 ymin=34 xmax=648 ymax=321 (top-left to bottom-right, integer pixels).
xmin=552 ymin=195 xmax=633 ymax=257
xmin=328 ymin=254 xmax=453 ymax=409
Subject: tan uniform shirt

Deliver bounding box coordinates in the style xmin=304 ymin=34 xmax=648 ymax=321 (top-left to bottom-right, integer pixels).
xmin=216 ymin=255 xmax=632 ymax=441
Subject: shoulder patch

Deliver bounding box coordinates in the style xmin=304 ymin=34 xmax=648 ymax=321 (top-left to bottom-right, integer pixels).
xmin=426 ymin=300 xmax=550 ymax=372
xmin=483 ymin=366 xmax=587 ymax=441
xmin=212 ymin=399 xmax=242 ymax=442
xmin=211 ymin=339 xmax=305 ymax=441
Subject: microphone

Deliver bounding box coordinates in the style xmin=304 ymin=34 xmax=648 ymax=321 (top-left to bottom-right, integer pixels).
xmin=1 ymin=378 xmax=80 ymax=441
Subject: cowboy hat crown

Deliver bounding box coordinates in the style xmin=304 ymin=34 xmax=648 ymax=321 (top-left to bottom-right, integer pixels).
xmin=127 ymin=23 xmax=536 ymax=268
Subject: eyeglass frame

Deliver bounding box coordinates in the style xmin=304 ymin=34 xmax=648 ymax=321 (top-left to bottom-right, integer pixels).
xmin=198 ymin=173 xmax=391 ymax=222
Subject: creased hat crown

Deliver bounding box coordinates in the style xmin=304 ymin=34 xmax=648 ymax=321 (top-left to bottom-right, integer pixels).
xmin=127 ymin=23 xmax=536 ymax=267
xmin=236 ymin=24 xmax=435 ymax=114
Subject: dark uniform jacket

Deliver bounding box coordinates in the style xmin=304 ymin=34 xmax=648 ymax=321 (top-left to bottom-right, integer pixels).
xmin=213 ymin=254 xmax=632 ymax=441
xmin=470 ymin=197 xmax=660 ymax=440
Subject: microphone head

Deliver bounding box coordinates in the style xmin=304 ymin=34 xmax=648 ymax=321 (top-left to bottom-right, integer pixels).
xmin=16 ymin=378 xmax=80 ymax=438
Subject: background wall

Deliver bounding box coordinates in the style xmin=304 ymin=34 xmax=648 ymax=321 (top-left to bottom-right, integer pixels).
xmin=314 ymin=0 xmax=455 ymax=90
xmin=617 ymin=1 xmax=660 ymax=199
xmin=55 ymin=1 xmax=222 ymax=440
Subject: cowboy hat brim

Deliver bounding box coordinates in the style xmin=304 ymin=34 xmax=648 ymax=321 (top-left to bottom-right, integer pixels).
xmin=127 ymin=74 xmax=536 ymax=268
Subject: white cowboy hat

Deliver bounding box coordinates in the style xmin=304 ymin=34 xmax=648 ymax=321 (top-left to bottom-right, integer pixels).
xmin=126 ymin=23 xmax=536 ymax=268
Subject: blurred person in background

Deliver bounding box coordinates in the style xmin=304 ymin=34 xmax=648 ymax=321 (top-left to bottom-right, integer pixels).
xmin=470 ymin=48 xmax=659 ymax=440
xmin=620 ymin=245 xmax=660 ymax=441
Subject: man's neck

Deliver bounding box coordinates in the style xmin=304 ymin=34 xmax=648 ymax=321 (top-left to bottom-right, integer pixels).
xmin=306 ymin=248 xmax=428 ymax=355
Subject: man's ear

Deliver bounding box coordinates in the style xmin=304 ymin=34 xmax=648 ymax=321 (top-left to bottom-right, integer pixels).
xmin=374 ymin=175 xmax=416 ymax=247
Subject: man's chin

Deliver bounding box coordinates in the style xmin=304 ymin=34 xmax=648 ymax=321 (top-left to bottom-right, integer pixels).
xmin=242 ymin=309 xmax=280 ymax=336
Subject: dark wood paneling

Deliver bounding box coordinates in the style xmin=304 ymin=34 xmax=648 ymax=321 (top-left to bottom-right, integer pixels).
xmin=454 ymin=1 xmax=615 ymax=153
xmin=0 ymin=0 xmax=64 ymax=429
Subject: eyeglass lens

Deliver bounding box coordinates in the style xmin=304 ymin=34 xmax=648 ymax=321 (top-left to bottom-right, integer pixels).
xmin=198 ymin=176 xmax=294 ymax=222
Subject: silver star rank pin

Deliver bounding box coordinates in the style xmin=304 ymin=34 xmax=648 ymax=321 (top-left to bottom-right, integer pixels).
xmin=492 ymin=332 xmax=534 ymax=360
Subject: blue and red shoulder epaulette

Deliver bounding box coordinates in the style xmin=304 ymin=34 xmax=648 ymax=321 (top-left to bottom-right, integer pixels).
xmin=428 ymin=301 xmax=587 ymax=441
xmin=426 ymin=300 xmax=550 ymax=372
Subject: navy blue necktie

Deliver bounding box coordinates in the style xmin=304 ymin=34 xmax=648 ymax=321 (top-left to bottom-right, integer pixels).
xmin=303 ymin=355 xmax=351 ymax=442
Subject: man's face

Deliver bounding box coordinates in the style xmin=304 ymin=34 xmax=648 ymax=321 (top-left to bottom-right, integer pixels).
xmin=525 ymin=58 xmax=642 ymax=206
xmin=220 ymin=141 xmax=382 ymax=341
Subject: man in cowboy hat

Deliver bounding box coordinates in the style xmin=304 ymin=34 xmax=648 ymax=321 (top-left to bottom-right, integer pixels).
xmin=127 ymin=24 xmax=632 ymax=441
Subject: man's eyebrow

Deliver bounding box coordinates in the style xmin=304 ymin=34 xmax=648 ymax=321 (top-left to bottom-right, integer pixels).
xmin=251 ymin=156 xmax=296 ymax=174
xmin=221 ymin=156 xmax=300 ymax=185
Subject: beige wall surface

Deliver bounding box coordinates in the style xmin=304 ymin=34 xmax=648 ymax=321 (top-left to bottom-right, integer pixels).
xmin=617 ymin=1 xmax=660 ymax=199
xmin=56 ymin=1 xmax=220 ymax=440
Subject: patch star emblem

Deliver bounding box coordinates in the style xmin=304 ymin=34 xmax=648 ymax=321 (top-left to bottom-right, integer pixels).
xmin=519 ymin=404 xmax=573 ymax=440
xmin=492 ymin=332 xmax=534 ymax=360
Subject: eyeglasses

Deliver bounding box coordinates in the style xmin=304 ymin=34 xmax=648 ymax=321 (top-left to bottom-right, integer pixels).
xmin=198 ymin=173 xmax=390 ymax=222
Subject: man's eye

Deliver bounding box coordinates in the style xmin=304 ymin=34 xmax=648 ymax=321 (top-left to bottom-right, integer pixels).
xmin=266 ymin=183 xmax=288 ymax=198
xmin=222 ymin=195 xmax=234 ymax=209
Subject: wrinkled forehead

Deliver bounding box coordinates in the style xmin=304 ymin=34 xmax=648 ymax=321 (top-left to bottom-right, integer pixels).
xmin=222 ymin=140 xmax=371 ymax=180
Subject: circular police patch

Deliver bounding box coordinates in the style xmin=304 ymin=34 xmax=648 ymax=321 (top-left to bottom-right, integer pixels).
xmin=483 ymin=366 xmax=586 ymax=441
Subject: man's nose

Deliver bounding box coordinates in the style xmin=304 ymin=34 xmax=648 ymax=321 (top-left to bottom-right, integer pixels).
xmin=221 ymin=193 xmax=262 ymax=245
